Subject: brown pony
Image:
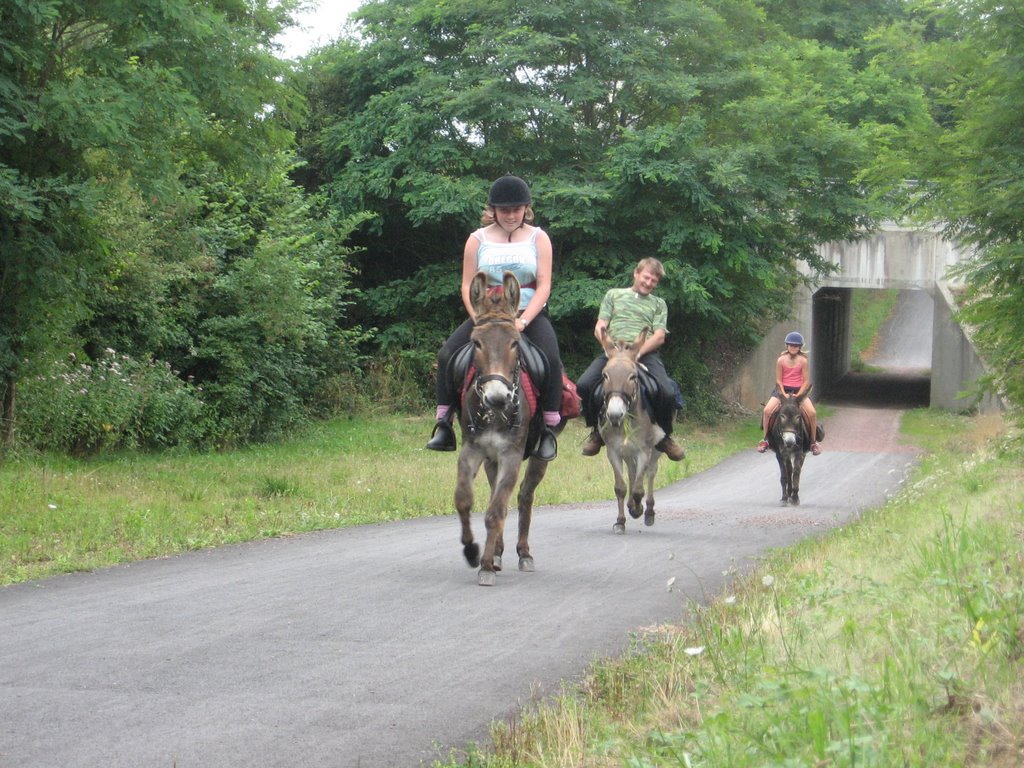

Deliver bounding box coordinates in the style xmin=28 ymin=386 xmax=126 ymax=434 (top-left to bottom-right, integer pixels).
xmin=455 ymin=271 xmax=558 ymax=586
xmin=597 ymin=328 xmax=663 ymax=533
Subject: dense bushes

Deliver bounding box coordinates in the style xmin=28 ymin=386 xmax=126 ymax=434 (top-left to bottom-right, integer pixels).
xmin=18 ymin=350 xmax=209 ymax=454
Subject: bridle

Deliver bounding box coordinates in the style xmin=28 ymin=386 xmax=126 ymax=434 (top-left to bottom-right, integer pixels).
xmin=600 ymin=358 xmax=639 ymax=419
xmin=466 ymin=316 xmax=523 ymax=433
xmin=602 ymin=384 xmax=636 ymax=416
xmin=774 ymin=399 xmax=805 ymax=449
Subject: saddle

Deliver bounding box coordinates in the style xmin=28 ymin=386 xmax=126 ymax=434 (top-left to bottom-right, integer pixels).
xmin=448 ymin=337 xmax=580 ymax=424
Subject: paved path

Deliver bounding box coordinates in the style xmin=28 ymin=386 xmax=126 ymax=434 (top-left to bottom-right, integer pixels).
xmin=0 ymin=412 xmax=918 ymax=768
xmin=865 ymin=289 xmax=933 ymax=372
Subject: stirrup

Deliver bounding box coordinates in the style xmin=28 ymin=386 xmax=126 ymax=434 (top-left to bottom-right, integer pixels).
xmin=533 ymin=427 xmax=557 ymax=461
xmin=426 ymin=419 xmax=456 ymax=452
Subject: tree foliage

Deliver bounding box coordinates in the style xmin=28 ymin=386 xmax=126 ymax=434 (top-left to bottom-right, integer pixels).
xmin=299 ymin=0 xmax=908 ymax=413
xmin=7 ymin=0 xmax=1002 ymax=452
xmin=898 ymin=1 xmax=1024 ymax=419
xmin=0 ymin=0 xmax=367 ymax=450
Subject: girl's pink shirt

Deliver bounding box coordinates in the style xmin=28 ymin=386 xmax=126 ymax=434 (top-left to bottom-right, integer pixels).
xmin=781 ymin=358 xmax=804 ymax=389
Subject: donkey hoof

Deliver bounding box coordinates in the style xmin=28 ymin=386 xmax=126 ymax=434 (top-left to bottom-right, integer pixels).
xmin=518 ymin=556 xmax=534 ymax=572
xmin=478 ymin=569 xmax=496 ymax=587
xmin=644 ymin=511 xmax=655 ymax=527
xmin=628 ymin=506 xmax=642 ymax=519
xmin=613 ymin=522 xmax=626 ymax=535
xmin=493 ymin=555 xmax=502 ymax=571
xmin=464 ymin=542 xmax=480 ymax=568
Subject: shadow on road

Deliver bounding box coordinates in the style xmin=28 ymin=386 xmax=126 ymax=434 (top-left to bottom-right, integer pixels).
xmin=821 ymin=371 xmax=930 ymax=410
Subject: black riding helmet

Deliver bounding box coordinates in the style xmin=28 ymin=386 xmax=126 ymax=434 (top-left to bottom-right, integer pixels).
xmin=487 ymin=175 xmax=532 ymax=207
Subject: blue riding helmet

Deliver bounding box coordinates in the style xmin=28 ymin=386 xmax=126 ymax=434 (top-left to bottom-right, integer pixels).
xmin=785 ymin=331 xmax=804 ymax=346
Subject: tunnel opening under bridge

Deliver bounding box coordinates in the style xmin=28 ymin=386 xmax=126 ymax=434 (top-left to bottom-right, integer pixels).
xmin=810 ymin=288 xmax=932 ymax=410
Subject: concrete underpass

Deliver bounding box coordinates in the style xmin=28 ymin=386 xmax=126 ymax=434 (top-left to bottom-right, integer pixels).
xmin=723 ymin=224 xmax=1004 ymax=414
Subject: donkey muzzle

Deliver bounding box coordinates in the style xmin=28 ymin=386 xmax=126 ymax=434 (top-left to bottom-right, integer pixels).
xmin=477 ymin=373 xmax=514 ymax=409
xmin=604 ymin=394 xmax=629 ymax=426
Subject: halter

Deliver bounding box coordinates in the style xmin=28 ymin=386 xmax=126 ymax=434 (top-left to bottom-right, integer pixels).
xmin=466 ymin=317 xmax=523 ymax=434
xmin=600 ymin=358 xmax=639 ymax=419
xmin=774 ymin=399 xmax=806 ymax=448
xmin=601 ymin=385 xmax=636 ymax=416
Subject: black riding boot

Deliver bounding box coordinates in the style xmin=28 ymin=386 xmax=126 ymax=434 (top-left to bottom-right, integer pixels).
xmin=533 ymin=426 xmax=557 ymax=462
xmin=425 ymin=418 xmax=456 ymax=452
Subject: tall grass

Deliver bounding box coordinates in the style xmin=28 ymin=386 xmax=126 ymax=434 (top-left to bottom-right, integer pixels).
xmin=0 ymin=416 xmax=758 ymax=585
xmin=436 ymin=411 xmax=1023 ymax=767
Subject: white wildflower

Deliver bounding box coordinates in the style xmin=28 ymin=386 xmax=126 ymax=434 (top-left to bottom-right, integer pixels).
xmin=684 ymin=646 xmax=705 ymax=656
xmin=762 ymin=575 xmax=775 ymax=587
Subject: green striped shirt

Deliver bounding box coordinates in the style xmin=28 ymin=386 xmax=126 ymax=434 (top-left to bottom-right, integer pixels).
xmin=599 ymin=288 xmax=668 ymax=343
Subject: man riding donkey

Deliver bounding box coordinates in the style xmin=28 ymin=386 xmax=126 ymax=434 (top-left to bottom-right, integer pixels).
xmin=576 ymin=258 xmax=686 ymax=461
xmin=757 ymin=331 xmax=822 ymax=455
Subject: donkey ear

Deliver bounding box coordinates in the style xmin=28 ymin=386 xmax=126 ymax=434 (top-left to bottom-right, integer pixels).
xmin=502 ymin=271 xmax=520 ymax=314
xmin=470 ymin=271 xmax=489 ymax=311
xmin=600 ymin=326 xmax=616 ymax=355
xmin=632 ymin=327 xmax=650 ymax=353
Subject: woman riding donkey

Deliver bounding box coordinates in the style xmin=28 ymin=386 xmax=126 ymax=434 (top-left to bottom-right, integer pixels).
xmin=576 ymin=258 xmax=686 ymax=461
xmin=757 ymin=331 xmax=822 ymax=455
xmin=426 ymin=175 xmax=565 ymax=461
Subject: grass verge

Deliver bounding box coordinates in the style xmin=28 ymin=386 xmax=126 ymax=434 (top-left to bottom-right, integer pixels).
xmin=437 ymin=410 xmax=1024 ymax=767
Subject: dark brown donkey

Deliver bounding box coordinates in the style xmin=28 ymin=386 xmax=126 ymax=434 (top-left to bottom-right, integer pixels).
xmin=455 ymin=271 xmax=557 ymax=586
xmin=768 ymin=387 xmax=813 ymax=505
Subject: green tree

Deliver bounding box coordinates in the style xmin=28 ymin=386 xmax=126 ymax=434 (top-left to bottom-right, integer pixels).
xmin=759 ymin=0 xmax=909 ymax=56
xmin=73 ymin=151 xmax=368 ymax=447
xmin=0 ymin=0 xmax=301 ymax=448
xmin=903 ymin=1 xmax=1024 ymax=419
xmin=299 ymin=0 xmax=904 ymax=414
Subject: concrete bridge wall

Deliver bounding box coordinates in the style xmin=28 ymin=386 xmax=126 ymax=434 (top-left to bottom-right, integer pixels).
xmin=720 ymin=226 xmax=1003 ymax=414
xmin=931 ymin=283 xmax=1004 ymax=413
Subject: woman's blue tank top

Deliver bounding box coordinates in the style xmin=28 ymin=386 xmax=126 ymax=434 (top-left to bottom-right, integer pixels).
xmin=473 ymin=228 xmax=541 ymax=311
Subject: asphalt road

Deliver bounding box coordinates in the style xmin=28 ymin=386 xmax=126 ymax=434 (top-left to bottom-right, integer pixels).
xmin=864 ymin=289 xmax=934 ymax=372
xmin=1 ymin=415 xmax=919 ymax=768
xmin=4 ymin=291 xmax=938 ymax=768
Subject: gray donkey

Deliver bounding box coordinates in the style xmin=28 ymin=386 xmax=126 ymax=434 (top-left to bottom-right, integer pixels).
xmin=597 ymin=328 xmax=663 ymax=533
